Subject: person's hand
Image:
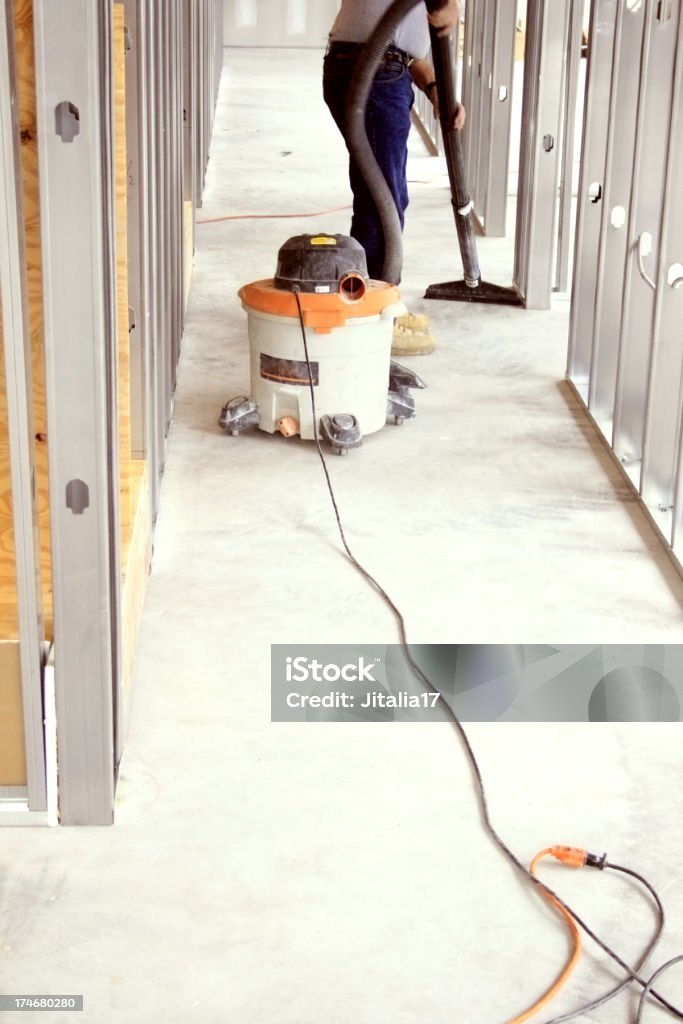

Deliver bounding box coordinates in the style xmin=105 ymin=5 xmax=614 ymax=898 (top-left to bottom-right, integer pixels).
xmin=409 ymin=58 xmax=466 ymax=129
xmin=427 ymin=0 xmax=461 ymax=36
xmin=429 ymin=87 xmax=466 ymax=131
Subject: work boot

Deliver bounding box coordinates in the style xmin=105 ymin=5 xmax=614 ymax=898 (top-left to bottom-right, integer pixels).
xmin=391 ymin=312 xmax=436 ymax=356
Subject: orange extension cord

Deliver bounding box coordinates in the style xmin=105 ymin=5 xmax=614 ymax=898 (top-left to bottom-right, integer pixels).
xmin=508 ymin=846 xmax=588 ymax=1024
xmin=195 ymin=203 xmax=353 ymax=225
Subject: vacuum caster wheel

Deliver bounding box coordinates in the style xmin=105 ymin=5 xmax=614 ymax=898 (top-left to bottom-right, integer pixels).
xmin=219 ymin=395 xmax=259 ymax=434
xmin=394 ymin=416 xmax=405 ymax=426
xmin=319 ymin=413 xmax=362 ymax=454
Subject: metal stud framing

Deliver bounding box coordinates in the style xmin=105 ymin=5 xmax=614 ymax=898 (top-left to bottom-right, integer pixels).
xmin=195 ymin=0 xmax=205 ymax=208
xmin=144 ymin=0 xmax=164 ymax=519
xmin=123 ymin=0 xmax=150 ymax=461
xmin=33 ymin=0 xmax=119 ymax=826
xmin=0 ymin=1 xmax=47 ymax=813
xmin=652 ymin=5 xmax=683 ymax=556
xmin=568 ymin=0 xmax=683 ymax=569
xmin=119 ymin=0 xmax=221 ymax=529
xmin=554 ymin=0 xmax=585 ymax=293
xmin=183 ymin=0 xmax=197 ymax=219
xmin=426 ymin=0 xmax=584 ymax=309
xmin=461 ymin=0 xmax=516 ymax=236
xmin=0 ymin=0 xmax=223 ymax=827
xmin=513 ymin=0 xmax=578 ymax=309
xmin=566 ymin=0 xmax=617 ymax=398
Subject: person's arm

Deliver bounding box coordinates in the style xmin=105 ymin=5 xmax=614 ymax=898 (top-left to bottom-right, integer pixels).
xmin=409 ymin=58 xmax=466 ymax=130
xmin=426 ymin=0 xmax=461 ymax=36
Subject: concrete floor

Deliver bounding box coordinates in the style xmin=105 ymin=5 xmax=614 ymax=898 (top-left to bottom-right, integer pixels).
xmin=2 ymin=48 xmax=683 ymax=1024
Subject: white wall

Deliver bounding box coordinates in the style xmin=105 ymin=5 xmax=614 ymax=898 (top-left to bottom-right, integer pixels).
xmin=224 ymin=0 xmax=341 ymax=47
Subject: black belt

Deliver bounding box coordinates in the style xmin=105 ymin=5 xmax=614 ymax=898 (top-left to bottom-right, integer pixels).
xmin=326 ymin=40 xmax=414 ymax=68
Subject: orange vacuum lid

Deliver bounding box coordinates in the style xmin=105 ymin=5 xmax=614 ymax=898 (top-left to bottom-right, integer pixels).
xmin=239 ymin=279 xmax=401 ymax=333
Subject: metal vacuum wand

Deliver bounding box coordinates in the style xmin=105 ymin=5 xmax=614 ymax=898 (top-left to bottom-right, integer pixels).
xmin=428 ymin=25 xmax=481 ymax=289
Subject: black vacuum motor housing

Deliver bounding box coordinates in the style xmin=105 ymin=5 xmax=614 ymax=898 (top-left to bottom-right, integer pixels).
xmin=274 ymin=234 xmax=369 ymax=294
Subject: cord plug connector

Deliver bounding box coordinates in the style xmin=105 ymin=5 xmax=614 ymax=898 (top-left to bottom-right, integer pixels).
xmin=549 ymin=845 xmax=588 ymax=868
xmin=584 ymin=851 xmax=608 ymax=870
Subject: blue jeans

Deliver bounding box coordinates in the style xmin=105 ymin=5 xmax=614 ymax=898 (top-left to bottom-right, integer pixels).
xmin=323 ymin=45 xmax=414 ymax=281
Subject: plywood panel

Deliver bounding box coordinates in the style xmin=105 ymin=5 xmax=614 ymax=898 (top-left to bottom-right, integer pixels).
xmin=114 ymin=4 xmax=132 ymax=546
xmin=0 ymin=642 xmax=27 ymax=785
xmin=12 ymin=0 xmax=52 ymax=639
xmin=121 ymin=461 xmax=150 ymax=704
xmin=0 ymin=306 xmax=20 ymax=641
xmin=114 ymin=7 xmax=150 ymax=713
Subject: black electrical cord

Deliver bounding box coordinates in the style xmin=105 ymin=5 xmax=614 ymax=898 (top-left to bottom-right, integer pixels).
xmin=637 ymin=956 xmax=683 ymax=1024
xmin=291 ymin=287 xmax=683 ymax=1023
xmin=542 ymin=862 xmax=666 ymax=1024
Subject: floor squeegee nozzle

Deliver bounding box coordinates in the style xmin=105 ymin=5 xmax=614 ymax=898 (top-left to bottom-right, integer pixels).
xmin=425 ymin=279 xmax=525 ymax=306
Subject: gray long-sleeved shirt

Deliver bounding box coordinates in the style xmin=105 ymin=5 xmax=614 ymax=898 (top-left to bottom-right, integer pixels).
xmin=329 ymin=0 xmax=430 ymax=60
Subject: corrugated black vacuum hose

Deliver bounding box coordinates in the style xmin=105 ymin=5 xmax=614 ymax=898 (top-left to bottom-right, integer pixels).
xmin=345 ymin=0 xmax=480 ymax=287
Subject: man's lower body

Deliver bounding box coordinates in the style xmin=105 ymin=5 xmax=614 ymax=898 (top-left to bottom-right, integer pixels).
xmin=323 ymin=42 xmax=414 ymax=282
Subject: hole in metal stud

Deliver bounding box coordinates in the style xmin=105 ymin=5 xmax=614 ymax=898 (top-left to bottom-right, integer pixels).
xmin=55 ymin=101 xmax=80 ymax=143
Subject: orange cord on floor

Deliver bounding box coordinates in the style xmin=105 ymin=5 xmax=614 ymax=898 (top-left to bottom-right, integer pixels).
xmin=195 ymin=178 xmax=450 ymax=225
xmin=195 ymin=203 xmax=352 ymax=225
xmin=508 ymin=846 xmax=588 ymax=1024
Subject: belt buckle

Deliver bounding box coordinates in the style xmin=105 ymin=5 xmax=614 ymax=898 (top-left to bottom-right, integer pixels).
xmin=384 ymin=47 xmax=410 ymax=68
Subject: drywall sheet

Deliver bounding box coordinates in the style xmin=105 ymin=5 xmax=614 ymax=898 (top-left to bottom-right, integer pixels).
xmin=224 ymin=0 xmax=340 ymax=46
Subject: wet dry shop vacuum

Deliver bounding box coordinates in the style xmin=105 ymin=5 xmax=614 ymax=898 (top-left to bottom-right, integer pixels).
xmin=219 ymin=234 xmax=426 ymax=454
xmin=220 ymin=0 xmax=521 ymax=456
